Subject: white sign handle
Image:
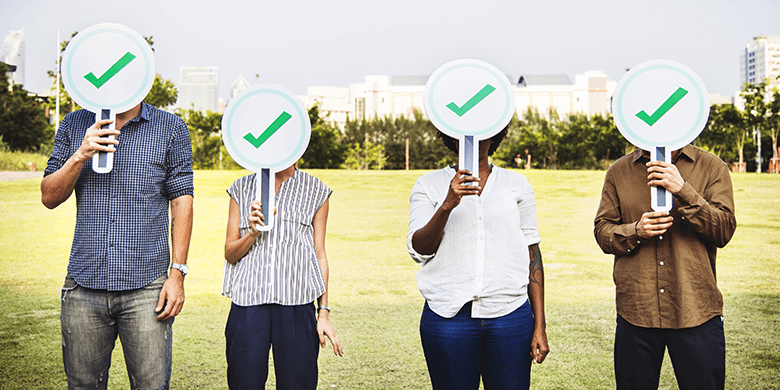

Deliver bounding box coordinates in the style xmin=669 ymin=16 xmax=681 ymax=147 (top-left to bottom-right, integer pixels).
xmin=650 ymin=146 xmax=673 ymax=212
xmin=92 ymin=109 xmax=116 ymax=174
xmin=254 ymin=168 xmax=275 ymax=232
xmin=459 ymin=135 xmax=480 ymax=185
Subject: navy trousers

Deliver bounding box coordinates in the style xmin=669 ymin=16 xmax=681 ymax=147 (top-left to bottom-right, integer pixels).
xmin=225 ymin=303 xmax=319 ymax=390
xmin=615 ymin=314 xmax=725 ymax=390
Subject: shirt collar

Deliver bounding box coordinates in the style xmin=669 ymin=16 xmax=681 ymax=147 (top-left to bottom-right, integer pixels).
xmin=631 ymin=144 xmax=696 ymax=164
xmin=126 ymin=102 xmax=151 ymax=124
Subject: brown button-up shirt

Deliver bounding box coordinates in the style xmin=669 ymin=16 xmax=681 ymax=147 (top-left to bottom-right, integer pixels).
xmin=594 ymin=145 xmax=736 ymax=329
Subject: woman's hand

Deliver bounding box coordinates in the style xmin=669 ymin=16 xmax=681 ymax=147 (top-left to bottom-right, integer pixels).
xmin=247 ymin=201 xmax=276 ymax=235
xmin=317 ymin=314 xmax=344 ymax=356
xmin=530 ymin=326 xmax=550 ymax=364
xmin=441 ymin=169 xmax=481 ymax=212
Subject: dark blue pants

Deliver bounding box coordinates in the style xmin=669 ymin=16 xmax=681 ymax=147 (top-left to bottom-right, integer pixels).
xmin=615 ymin=315 xmax=725 ymax=390
xmin=420 ymin=300 xmax=534 ymax=390
xmin=225 ymin=303 xmax=319 ymax=390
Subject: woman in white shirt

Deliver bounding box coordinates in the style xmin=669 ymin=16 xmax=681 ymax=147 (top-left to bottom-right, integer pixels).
xmin=408 ymin=129 xmax=549 ymax=389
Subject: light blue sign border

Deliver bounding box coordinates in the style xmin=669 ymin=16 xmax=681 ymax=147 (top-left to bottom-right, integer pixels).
xmin=614 ymin=63 xmax=707 ymax=151
xmin=63 ymin=26 xmax=153 ymax=113
xmin=426 ymin=62 xmax=513 ymax=138
xmin=223 ymin=88 xmax=309 ymax=171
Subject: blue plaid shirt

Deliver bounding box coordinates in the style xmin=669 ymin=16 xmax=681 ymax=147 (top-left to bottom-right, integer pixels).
xmin=45 ymin=103 xmax=194 ymax=291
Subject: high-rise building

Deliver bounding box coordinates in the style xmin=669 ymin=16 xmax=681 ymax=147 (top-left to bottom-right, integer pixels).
xmin=177 ymin=67 xmax=219 ymax=112
xmin=230 ymin=74 xmax=249 ymax=99
xmin=0 ymin=28 xmax=25 ymax=86
xmin=740 ymin=35 xmax=780 ymax=87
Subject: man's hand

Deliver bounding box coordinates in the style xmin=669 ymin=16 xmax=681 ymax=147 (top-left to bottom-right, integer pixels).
xmin=156 ymin=271 xmax=185 ymax=321
xmin=74 ymin=119 xmax=120 ymax=163
xmin=646 ymin=160 xmax=684 ymax=194
xmin=636 ymin=211 xmax=674 ymax=238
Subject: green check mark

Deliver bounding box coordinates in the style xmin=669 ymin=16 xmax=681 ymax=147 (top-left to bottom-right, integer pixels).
xmin=243 ymin=111 xmax=292 ymax=148
xmin=83 ymin=52 xmax=137 ymax=89
xmin=635 ymin=87 xmax=689 ymax=126
xmin=446 ymin=84 xmax=496 ymax=117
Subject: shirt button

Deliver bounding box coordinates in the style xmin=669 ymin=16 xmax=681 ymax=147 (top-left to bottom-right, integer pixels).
xmin=659 ymin=236 xmax=663 ymax=240
xmin=660 ymin=261 xmax=665 ymax=266
xmin=660 ymin=289 xmax=665 ymax=293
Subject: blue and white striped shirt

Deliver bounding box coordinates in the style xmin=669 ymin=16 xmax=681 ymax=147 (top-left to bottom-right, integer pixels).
xmin=45 ymin=103 xmax=194 ymax=291
xmin=223 ymin=170 xmax=332 ymax=306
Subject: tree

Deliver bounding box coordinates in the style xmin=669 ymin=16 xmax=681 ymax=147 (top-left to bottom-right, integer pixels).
xmin=0 ymin=62 xmax=53 ymax=152
xmin=176 ymin=108 xmax=224 ymax=169
xmin=741 ymin=80 xmax=769 ymax=171
xmin=145 ymin=75 xmax=178 ymax=109
xmin=298 ymin=104 xmax=346 ymax=169
xmin=767 ymin=87 xmax=780 ymax=161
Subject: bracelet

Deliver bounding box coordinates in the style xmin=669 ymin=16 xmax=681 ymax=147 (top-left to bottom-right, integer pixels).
xmin=317 ymin=305 xmax=330 ymax=313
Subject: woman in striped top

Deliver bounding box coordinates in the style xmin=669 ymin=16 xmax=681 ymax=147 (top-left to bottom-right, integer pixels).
xmin=223 ymin=165 xmax=343 ymax=389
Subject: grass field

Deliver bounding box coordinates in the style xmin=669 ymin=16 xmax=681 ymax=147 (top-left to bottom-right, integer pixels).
xmin=1 ymin=169 xmax=778 ymax=389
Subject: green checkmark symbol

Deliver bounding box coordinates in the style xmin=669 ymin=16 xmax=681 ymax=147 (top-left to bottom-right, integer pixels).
xmin=446 ymin=84 xmax=496 ymax=117
xmin=83 ymin=52 xmax=137 ymax=89
xmin=635 ymin=87 xmax=689 ymax=126
xmin=243 ymin=111 xmax=292 ymax=148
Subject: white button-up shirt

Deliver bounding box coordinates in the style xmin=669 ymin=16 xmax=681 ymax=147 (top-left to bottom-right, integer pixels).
xmin=408 ymin=166 xmax=540 ymax=318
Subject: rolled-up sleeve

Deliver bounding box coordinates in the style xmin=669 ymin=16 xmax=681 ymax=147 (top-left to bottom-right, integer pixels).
xmin=163 ymin=119 xmax=194 ymax=200
xmin=594 ymin=168 xmax=645 ymax=255
xmin=518 ymin=179 xmax=540 ymax=246
xmin=408 ymin=177 xmax=436 ymax=263
xmin=44 ymin=116 xmax=73 ymax=177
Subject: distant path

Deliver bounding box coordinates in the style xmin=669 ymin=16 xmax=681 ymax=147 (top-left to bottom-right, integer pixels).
xmin=0 ymin=171 xmax=44 ymax=182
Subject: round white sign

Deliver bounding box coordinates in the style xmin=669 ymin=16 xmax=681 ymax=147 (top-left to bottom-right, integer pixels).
xmin=612 ymin=60 xmax=709 ymax=152
xmin=61 ymin=23 xmax=155 ymax=113
xmin=424 ymin=59 xmax=516 ymax=139
xmin=222 ymin=84 xmax=311 ymax=171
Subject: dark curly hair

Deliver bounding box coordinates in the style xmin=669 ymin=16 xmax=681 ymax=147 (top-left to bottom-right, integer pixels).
xmin=437 ymin=126 xmax=508 ymax=157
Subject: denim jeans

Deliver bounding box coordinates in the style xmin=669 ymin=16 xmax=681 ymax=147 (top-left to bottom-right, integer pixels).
xmin=420 ymin=300 xmax=534 ymax=390
xmin=60 ymin=273 xmax=173 ymax=390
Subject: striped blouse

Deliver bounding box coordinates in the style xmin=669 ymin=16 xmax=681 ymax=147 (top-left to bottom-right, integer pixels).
xmin=222 ymin=169 xmax=332 ymax=306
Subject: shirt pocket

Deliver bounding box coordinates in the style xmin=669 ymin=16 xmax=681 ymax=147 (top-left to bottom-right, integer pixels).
xmin=279 ymin=211 xmax=314 ymax=247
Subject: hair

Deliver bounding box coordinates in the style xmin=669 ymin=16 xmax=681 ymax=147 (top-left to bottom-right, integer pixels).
xmin=437 ymin=126 xmax=508 ymax=157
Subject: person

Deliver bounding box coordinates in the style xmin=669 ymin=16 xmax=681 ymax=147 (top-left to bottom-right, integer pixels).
xmin=41 ymin=101 xmax=194 ymax=389
xmin=222 ymin=165 xmax=343 ymax=389
xmin=594 ymin=144 xmax=736 ymax=390
xmin=407 ymin=129 xmax=550 ymax=390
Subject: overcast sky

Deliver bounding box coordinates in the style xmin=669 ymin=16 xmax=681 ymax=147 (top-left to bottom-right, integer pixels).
xmin=2 ymin=0 xmax=778 ymax=101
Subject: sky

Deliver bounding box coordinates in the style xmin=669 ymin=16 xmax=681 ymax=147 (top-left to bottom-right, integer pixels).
xmin=1 ymin=0 xmax=778 ymax=102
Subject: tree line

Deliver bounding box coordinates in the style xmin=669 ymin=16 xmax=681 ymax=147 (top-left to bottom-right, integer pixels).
xmin=2 ymin=30 xmax=778 ymax=171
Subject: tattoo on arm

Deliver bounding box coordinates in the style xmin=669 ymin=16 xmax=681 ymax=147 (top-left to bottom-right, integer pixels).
xmin=529 ymin=244 xmax=544 ymax=287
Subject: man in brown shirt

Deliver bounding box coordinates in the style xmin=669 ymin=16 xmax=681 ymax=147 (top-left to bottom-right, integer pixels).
xmin=594 ymin=144 xmax=736 ymax=390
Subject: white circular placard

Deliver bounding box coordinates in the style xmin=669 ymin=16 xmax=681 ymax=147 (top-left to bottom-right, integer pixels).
xmin=424 ymin=59 xmax=516 ymax=139
xmin=61 ymin=23 xmax=155 ymax=113
xmin=612 ymin=60 xmax=709 ymax=151
xmin=222 ymin=84 xmax=311 ymax=171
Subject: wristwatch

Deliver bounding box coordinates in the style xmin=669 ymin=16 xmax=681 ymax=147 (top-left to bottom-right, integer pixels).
xmin=171 ymin=263 xmax=188 ymax=276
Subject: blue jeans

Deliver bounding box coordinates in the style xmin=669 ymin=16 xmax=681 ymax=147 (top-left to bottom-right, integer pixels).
xmin=60 ymin=273 xmax=173 ymax=390
xmin=420 ymin=300 xmax=534 ymax=390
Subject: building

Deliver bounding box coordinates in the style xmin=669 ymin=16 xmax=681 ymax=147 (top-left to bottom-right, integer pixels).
xmin=177 ymin=66 xmax=219 ymax=112
xmin=0 ymin=29 xmax=24 ymax=86
xmin=230 ymin=74 xmax=250 ymax=100
xmin=304 ymin=70 xmax=616 ymax=129
xmin=740 ymin=35 xmax=780 ymax=88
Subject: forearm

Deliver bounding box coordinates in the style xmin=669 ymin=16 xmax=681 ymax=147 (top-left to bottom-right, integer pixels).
xmin=224 ymin=233 xmax=257 ymax=264
xmin=594 ymin=219 xmax=644 ymax=255
xmin=674 ymin=182 xmax=736 ymax=247
xmin=40 ymin=156 xmax=85 ymax=209
xmin=411 ymin=206 xmax=453 ymax=255
xmin=170 ymin=195 xmax=193 ymax=266
xmin=528 ymin=244 xmax=546 ymax=329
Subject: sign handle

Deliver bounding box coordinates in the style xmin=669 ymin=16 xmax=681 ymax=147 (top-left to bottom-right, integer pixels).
xmin=254 ymin=168 xmax=275 ymax=231
xmin=651 ymin=146 xmax=673 ymax=212
xmin=459 ymin=135 xmax=480 ymax=185
xmin=92 ymin=109 xmax=116 ymax=174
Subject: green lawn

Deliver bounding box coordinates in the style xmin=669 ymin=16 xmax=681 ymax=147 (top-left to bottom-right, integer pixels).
xmin=1 ymin=170 xmax=778 ymax=389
